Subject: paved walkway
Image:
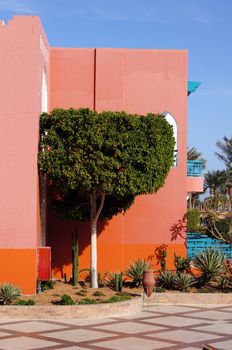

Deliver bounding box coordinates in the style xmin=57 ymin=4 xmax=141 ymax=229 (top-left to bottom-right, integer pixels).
xmin=0 ymin=304 xmax=231 ymax=349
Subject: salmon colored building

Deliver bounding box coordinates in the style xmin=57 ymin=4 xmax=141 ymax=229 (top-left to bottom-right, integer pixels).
xmin=0 ymin=16 xmax=203 ymax=294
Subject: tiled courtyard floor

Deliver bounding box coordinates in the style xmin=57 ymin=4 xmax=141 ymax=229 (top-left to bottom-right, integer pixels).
xmin=0 ymin=304 xmax=231 ymax=349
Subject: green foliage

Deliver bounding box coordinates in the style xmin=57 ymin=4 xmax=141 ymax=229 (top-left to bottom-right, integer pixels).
xmin=41 ymin=280 xmax=56 ymax=291
xmin=59 ymin=294 xmax=75 ymax=305
xmin=78 ymin=298 xmax=97 ymax=305
xmin=193 ymin=249 xmax=226 ymax=286
xmin=107 ymin=272 xmax=123 ymax=291
xmin=76 ymin=289 xmax=87 ymax=297
xmin=92 ymin=291 xmax=105 ymax=297
xmin=126 ymin=259 xmax=151 ymax=287
xmin=106 ymin=294 xmax=131 ymax=303
xmin=187 ymin=147 xmax=206 ymax=169
xmin=174 ymin=273 xmax=196 ymax=292
xmin=97 ymin=272 xmax=108 ymax=287
xmin=15 ymin=299 xmax=35 ymax=305
xmin=158 ymin=271 xmax=176 ymax=290
xmin=215 ymin=136 xmax=232 ymax=169
xmin=174 ymin=253 xmax=191 ymax=273
xmin=187 ymin=209 xmax=201 ymax=232
xmin=114 ymin=272 xmax=123 ymax=292
xmin=0 ymin=283 xmax=21 ymax=305
xmin=155 ymin=287 xmax=166 ymax=293
xmin=39 ymin=108 xmax=175 ymax=222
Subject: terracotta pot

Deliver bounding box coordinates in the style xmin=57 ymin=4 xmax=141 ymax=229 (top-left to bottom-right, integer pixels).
xmin=142 ymin=270 xmax=155 ymax=297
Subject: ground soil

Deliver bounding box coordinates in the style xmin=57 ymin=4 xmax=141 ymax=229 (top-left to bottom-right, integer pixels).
xmin=18 ymin=281 xmax=142 ymax=305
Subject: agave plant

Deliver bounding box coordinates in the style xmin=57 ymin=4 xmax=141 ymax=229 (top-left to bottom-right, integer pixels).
xmin=126 ymin=259 xmax=151 ymax=287
xmin=193 ymin=249 xmax=226 ymax=286
xmin=158 ymin=271 xmax=176 ymax=290
xmin=0 ymin=283 xmax=21 ymax=305
xmin=174 ymin=273 xmax=196 ymax=292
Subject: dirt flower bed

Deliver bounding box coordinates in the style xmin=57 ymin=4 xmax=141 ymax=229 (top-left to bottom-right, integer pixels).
xmin=14 ymin=281 xmax=139 ymax=305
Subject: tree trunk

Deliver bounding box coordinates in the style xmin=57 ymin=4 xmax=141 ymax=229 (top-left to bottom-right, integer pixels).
xmin=90 ymin=191 xmax=105 ymax=288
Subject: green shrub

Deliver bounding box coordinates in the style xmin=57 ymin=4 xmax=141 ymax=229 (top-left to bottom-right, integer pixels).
xmin=0 ymin=283 xmax=21 ymax=305
xmin=187 ymin=209 xmax=201 ymax=232
xmin=41 ymin=280 xmax=56 ymax=291
xmin=174 ymin=253 xmax=191 ymax=273
xmin=155 ymin=287 xmax=166 ymax=293
xmin=76 ymin=289 xmax=87 ymax=296
xmin=126 ymin=259 xmax=151 ymax=287
xmin=15 ymin=299 xmax=35 ymax=305
xmin=174 ymin=273 xmax=196 ymax=292
xmin=194 ymin=249 xmax=226 ymax=285
xmin=59 ymin=294 xmax=75 ymax=305
xmin=106 ymin=294 xmax=131 ymax=303
xmin=78 ymin=298 xmax=96 ymax=305
xmin=158 ymin=271 xmax=176 ymax=290
xmin=92 ymin=291 xmax=105 ymax=297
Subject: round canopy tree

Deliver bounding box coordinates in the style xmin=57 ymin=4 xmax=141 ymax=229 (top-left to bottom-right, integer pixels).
xmin=39 ymin=108 xmax=175 ymax=288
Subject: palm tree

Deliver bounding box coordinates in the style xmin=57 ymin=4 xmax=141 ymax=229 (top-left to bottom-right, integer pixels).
xmin=204 ymin=170 xmax=227 ymax=196
xmin=215 ymin=136 xmax=232 ymax=198
xmin=215 ymin=136 xmax=232 ymax=169
xmin=187 ymin=147 xmax=206 ymax=169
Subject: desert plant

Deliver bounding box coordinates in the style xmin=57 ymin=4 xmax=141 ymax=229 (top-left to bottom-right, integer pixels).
xmin=106 ymin=294 xmax=131 ymax=303
xmin=97 ymin=272 xmax=108 ymax=287
xmin=193 ymin=249 xmax=226 ymax=286
xmin=174 ymin=253 xmax=191 ymax=273
xmin=76 ymin=289 xmax=87 ymax=296
xmin=0 ymin=283 xmax=21 ymax=305
xmin=59 ymin=294 xmax=75 ymax=305
xmin=78 ymin=298 xmax=97 ymax=305
xmin=92 ymin=291 xmax=105 ymax=297
xmin=126 ymin=259 xmax=151 ymax=287
xmin=41 ymin=280 xmax=56 ymax=291
xmin=158 ymin=271 xmax=176 ymax=290
xmin=15 ymin=299 xmax=35 ymax=305
xmin=107 ymin=272 xmax=123 ymax=291
xmin=174 ymin=273 xmax=196 ymax=292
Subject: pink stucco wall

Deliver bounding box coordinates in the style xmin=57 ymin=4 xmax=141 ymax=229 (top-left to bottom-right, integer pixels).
xmin=49 ymin=47 xmax=188 ymax=276
xmin=0 ymin=16 xmax=49 ymax=248
xmin=187 ymin=176 xmax=204 ymax=193
xmin=0 ymin=16 xmax=189 ymax=288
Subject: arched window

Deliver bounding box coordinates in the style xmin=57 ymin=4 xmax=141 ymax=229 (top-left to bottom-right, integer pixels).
xmin=162 ymin=112 xmax=178 ymax=166
xmin=41 ymin=69 xmax=48 ymax=113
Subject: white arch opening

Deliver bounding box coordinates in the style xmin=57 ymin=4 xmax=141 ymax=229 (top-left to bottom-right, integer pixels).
xmin=162 ymin=112 xmax=178 ymax=167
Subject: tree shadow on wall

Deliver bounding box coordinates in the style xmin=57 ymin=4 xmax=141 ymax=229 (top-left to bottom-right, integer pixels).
xmin=147 ymin=244 xmax=168 ymax=271
xmin=46 ymin=208 xmax=109 ymax=280
xmin=169 ymin=214 xmax=187 ymax=244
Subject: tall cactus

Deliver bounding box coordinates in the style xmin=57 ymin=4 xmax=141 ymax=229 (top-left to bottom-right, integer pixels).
xmin=72 ymin=227 xmax=79 ymax=286
xmin=114 ymin=272 xmax=123 ymax=292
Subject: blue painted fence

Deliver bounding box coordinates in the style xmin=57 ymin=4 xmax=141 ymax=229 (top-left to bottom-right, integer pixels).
xmin=187 ymin=232 xmax=232 ymax=260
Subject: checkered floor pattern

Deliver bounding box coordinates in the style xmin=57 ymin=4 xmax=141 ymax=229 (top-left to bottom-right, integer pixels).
xmin=0 ymin=304 xmax=231 ymax=349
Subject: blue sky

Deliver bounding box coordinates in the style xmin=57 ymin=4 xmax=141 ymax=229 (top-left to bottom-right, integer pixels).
xmin=1 ymin=0 xmax=231 ymax=171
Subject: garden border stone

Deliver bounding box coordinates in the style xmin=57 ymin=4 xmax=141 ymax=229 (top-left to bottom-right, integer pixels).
xmin=0 ymin=293 xmax=232 ymax=319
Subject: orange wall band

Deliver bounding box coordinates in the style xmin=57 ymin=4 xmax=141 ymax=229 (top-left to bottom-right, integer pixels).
xmin=0 ymin=249 xmax=37 ymax=294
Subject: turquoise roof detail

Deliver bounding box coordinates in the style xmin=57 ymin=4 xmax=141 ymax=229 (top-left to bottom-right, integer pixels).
xmin=188 ymin=81 xmax=201 ymax=95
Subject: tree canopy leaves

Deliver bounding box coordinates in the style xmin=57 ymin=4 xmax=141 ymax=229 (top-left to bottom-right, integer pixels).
xmin=39 ymin=108 xmax=175 ymax=221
